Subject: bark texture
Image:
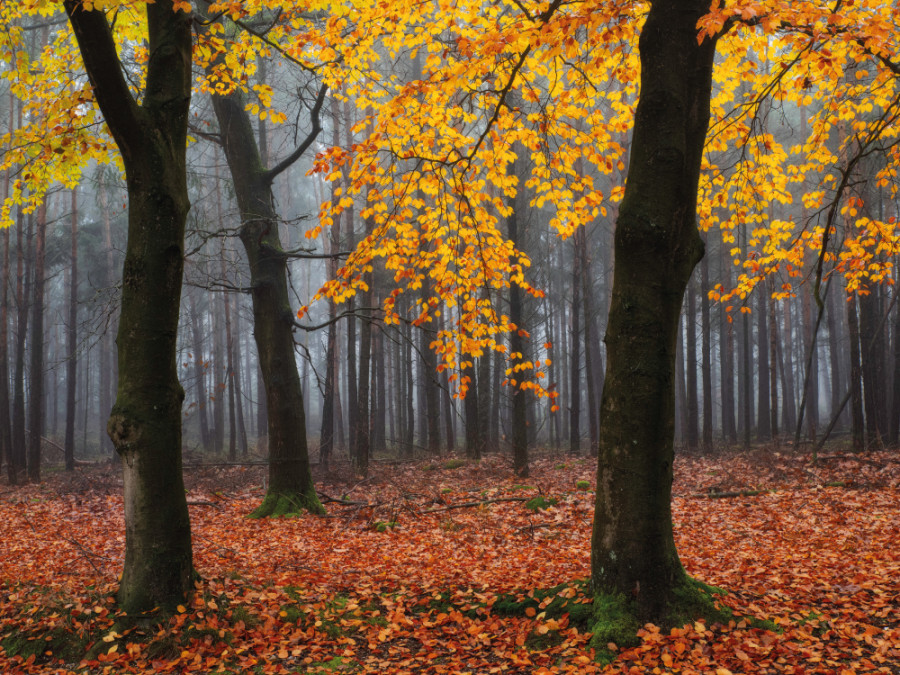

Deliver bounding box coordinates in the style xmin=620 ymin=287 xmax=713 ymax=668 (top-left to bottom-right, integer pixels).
xmin=591 ymin=0 xmax=717 ymax=627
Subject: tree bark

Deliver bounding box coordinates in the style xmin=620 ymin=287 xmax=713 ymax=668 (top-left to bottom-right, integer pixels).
xmin=65 ymin=0 xmax=194 ymax=613
xmin=591 ymin=0 xmax=716 ymax=625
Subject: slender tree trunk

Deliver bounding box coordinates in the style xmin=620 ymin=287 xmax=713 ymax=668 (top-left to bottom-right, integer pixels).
xmin=508 ymin=159 xmax=528 ymax=477
xmin=353 ymin=206 xmax=373 ymax=476
xmin=685 ymin=277 xmax=699 ymax=449
xmin=232 ymin=294 xmax=249 ymax=456
xmin=188 ymin=294 xmax=212 ymax=452
xmin=11 ymin=207 xmax=32 ymax=483
xmin=579 ymin=228 xmax=600 ymax=453
xmin=700 ymin=252 xmax=713 ymax=449
xmin=757 ymin=287 xmax=771 ymax=441
xmin=827 ymin=281 xmax=844 ymax=431
xmin=27 ymin=201 xmax=47 ymax=482
xmin=222 ymin=249 xmax=237 ymax=461
xmin=719 ymin=239 xmax=736 ymax=443
xmin=801 ymin=283 xmax=819 ymax=441
xmin=591 ymin=0 xmax=717 ymax=626
xmin=374 ymin=322 xmax=387 ymax=452
xmin=464 ymin=355 xmax=481 ymax=459
xmin=860 ymin=288 xmax=887 ymax=448
xmin=98 ymin=179 xmax=116 ymax=457
xmin=780 ymin=295 xmax=798 ymax=434
xmin=0 ymin=105 xmax=14 ymax=479
xmin=847 ymin=294 xmax=865 ymax=451
xmin=768 ymin=278 xmax=779 ymax=439
xmin=569 ymin=241 xmax=582 ymax=455
xmin=890 ymin=283 xmax=900 ymax=445
xmin=65 ymin=0 xmax=194 ymax=612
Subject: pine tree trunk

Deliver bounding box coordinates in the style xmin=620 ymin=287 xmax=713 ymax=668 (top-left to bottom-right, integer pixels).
xmin=11 ymin=207 xmax=31 ymax=483
xmin=847 ymin=294 xmax=864 ymax=451
xmin=591 ymin=0 xmax=717 ymax=629
xmin=719 ymin=240 xmax=736 ymax=443
xmin=700 ymin=252 xmax=713 ymax=449
xmin=507 ymin=160 xmax=528 ymax=476
xmin=569 ymin=240 xmax=581 ymax=455
xmin=0 ymin=114 xmax=13 ymax=479
xmin=756 ymin=287 xmax=771 ymax=441
xmin=188 ymin=294 xmax=212 ymax=452
xmin=686 ymin=277 xmax=699 ymax=450
xmin=27 ymin=201 xmax=47 ymax=482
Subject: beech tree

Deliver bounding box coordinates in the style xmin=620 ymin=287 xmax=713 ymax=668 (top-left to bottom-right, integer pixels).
xmin=206 ymin=48 xmax=327 ymax=516
xmin=62 ymin=0 xmax=194 ymax=613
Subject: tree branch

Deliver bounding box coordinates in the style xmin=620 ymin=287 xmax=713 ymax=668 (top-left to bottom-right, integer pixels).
xmin=264 ymin=82 xmax=328 ymax=183
xmin=63 ymin=0 xmax=141 ymax=155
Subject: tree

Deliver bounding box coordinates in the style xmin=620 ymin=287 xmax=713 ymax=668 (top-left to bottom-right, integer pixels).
xmin=588 ymin=0 xmax=724 ymax=637
xmin=206 ymin=53 xmax=326 ymax=516
xmin=62 ymin=0 xmax=194 ymax=613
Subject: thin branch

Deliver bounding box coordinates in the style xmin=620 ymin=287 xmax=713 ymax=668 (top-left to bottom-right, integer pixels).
xmin=264 ymin=82 xmax=328 ymax=183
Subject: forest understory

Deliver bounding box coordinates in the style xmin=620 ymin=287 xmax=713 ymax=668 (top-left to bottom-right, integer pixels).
xmin=1 ymin=447 xmax=898 ymax=675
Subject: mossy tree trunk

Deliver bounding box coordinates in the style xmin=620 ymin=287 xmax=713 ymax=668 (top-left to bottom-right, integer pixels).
xmin=209 ymin=86 xmax=325 ymax=517
xmin=590 ymin=0 xmax=720 ymax=629
xmin=64 ymin=0 xmax=194 ymax=614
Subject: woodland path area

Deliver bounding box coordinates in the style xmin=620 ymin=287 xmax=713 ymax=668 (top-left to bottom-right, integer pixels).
xmin=1 ymin=449 xmax=898 ymax=674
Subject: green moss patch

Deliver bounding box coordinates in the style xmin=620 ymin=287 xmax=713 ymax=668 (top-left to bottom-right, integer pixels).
xmin=524 ymin=495 xmax=559 ymax=511
xmin=248 ymin=489 xmax=325 ymax=518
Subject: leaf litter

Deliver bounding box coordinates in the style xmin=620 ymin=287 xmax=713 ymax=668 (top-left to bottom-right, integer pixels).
xmin=0 ymin=449 xmax=897 ymax=674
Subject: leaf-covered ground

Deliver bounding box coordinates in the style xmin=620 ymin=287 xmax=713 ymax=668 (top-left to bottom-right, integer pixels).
xmin=1 ymin=448 xmax=898 ymax=674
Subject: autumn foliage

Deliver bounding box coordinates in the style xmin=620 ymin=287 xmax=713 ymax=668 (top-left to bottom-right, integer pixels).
xmin=1 ymin=452 xmax=898 ymax=674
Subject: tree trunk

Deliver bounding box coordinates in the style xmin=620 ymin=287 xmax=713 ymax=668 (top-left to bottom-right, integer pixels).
xmin=27 ymin=200 xmax=47 ymax=482
xmin=591 ymin=0 xmax=718 ymax=634
xmin=700 ymin=251 xmax=713 ymax=449
xmin=65 ymin=0 xmax=194 ymax=613
xmin=508 ymin=159 xmax=528 ymax=477
xmin=231 ymin=293 xmax=249 ymax=456
xmin=847 ymin=294 xmax=864 ymax=451
xmin=11 ymin=207 xmax=32 ymax=484
xmin=719 ymin=239 xmax=736 ymax=443
xmin=579 ymin=227 xmax=600 ymax=453
xmin=890 ymin=283 xmax=900 ymax=445
xmin=188 ymin=293 xmax=212 ymax=452
xmin=569 ymin=240 xmax=582 ymax=455
xmin=209 ymin=82 xmax=324 ymax=516
xmin=0 ymin=105 xmax=13 ymax=479
xmin=685 ymin=277 xmax=699 ymax=450
xmin=756 ymin=287 xmax=771 ymax=441
xmin=859 ymin=288 xmax=886 ymax=448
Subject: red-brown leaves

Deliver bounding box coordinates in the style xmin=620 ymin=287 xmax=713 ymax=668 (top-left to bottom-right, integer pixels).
xmin=0 ymin=452 xmax=897 ymax=673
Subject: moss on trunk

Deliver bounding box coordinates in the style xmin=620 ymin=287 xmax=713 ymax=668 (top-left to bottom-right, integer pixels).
xmin=589 ymin=576 xmax=733 ymax=659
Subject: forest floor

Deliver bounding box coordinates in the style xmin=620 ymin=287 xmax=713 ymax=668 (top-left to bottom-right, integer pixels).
xmin=1 ymin=444 xmax=898 ymax=674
